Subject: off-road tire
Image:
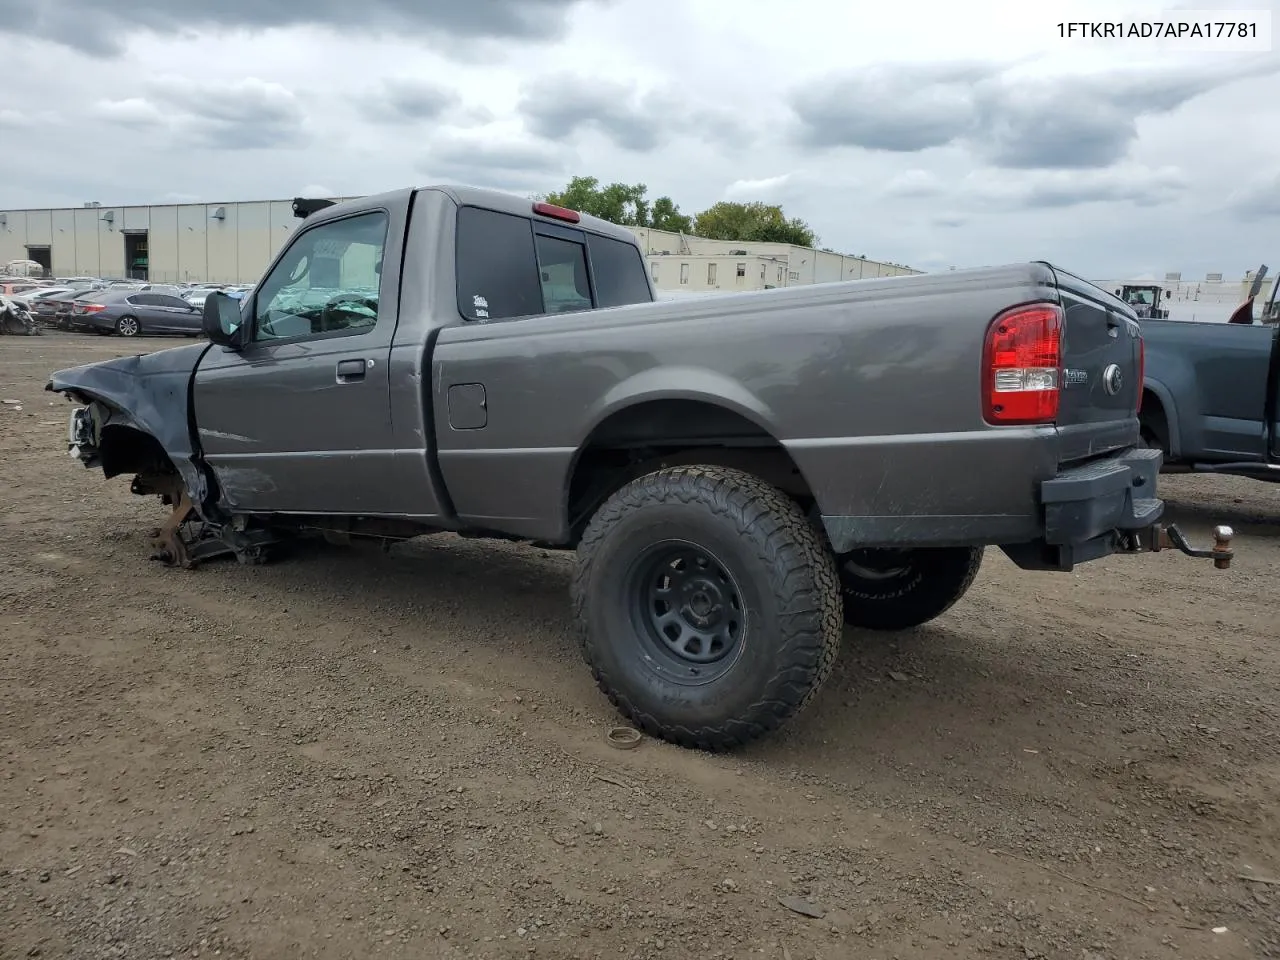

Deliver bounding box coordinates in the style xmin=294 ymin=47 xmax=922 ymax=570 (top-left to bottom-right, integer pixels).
xmin=571 ymin=465 xmax=843 ymax=751
xmin=838 ymin=546 xmax=983 ymax=631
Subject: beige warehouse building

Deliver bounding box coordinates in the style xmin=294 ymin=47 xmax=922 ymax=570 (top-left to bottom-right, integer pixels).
xmin=0 ymin=198 xmax=359 ymax=285
xmin=0 ymin=195 xmax=918 ymax=290
xmin=630 ymin=226 xmax=918 ymax=292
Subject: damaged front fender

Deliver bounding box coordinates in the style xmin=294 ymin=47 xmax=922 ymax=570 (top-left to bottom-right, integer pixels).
xmin=46 ymin=342 xmax=217 ymax=514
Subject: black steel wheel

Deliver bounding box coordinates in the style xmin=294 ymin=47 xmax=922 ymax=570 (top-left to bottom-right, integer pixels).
xmin=838 ymin=546 xmax=983 ymax=631
xmin=627 ymin=540 xmax=746 ymax=684
xmin=572 ymin=465 xmax=843 ymax=751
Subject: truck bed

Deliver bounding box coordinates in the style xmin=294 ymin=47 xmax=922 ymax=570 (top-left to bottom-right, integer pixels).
xmin=429 ymin=261 xmax=1141 ymax=549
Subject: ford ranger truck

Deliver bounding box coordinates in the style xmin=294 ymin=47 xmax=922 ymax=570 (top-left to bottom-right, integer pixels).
xmin=46 ymin=185 xmax=1236 ymax=751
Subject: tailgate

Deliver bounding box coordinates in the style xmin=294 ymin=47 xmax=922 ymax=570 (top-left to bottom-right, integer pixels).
xmin=1045 ymin=264 xmax=1143 ymax=462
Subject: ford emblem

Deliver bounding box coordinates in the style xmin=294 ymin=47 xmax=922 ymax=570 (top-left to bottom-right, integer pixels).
xmin=1102 ymin=363 xmax=1123 ymax=396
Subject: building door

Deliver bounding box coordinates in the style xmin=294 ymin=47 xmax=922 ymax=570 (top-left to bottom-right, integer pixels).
xmin=24 ymin=246 xmax=51 ymax=277
xmin=123 ymin=231 xmax=149 ymax=280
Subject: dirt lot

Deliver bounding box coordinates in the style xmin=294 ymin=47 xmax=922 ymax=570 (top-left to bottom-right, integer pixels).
xmin=2 ymin=333 xmax=1278 ymax=960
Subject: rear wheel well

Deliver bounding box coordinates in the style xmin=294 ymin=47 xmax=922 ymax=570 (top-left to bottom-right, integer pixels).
xmin=1140 ymin=390 xmax=1170 ymax=453
xmin=99 ymin=424 xmax=175 ymax=480
xmin=565 ymin=399 xmax=815 ymax=544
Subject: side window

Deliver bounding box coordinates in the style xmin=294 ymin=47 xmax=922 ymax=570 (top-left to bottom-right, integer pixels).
xmin=252 ymin=210 xmax=387 ymax=342
xmin=159 ymin=295 xmax=191 ymax=309
xmin=585 ymin=234 xmax=652 ymax=307
xmin=129 ymin=294 xmax=157 ymax=307
xmin=535 ymin=234 xmax=592 ymax=314
xmin=455 ymin=206 xmax=542 ymax=321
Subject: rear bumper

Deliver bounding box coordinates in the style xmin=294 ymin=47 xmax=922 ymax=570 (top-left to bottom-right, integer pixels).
xmin=1041 ymin=446 xmax=1164 ymax=544
xmin=819 ymin=445 xmax=1170 ymax=571
xmin=1004 ymin=446 xmax=1167 ymax=571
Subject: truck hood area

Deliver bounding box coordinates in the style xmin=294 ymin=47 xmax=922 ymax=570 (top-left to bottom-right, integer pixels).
xmin=45 ymin=341 xmax=214 ymax=503
xmin=46 ymin=341 xmax=209 ymax=415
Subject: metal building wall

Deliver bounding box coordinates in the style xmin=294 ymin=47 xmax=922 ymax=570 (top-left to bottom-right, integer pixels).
xmin=0 ymin=198 xmax=347 ymax=283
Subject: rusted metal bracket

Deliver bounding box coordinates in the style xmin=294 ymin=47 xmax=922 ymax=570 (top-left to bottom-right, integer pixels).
xmin=148 ymin=481 xmax=195 ymax=567
xmin=138 ymin=474 xmax=241 ymax=569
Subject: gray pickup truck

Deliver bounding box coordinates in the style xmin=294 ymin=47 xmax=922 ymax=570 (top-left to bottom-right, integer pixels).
xmin=47 ymin=184 xmax=1234 ymax=750
xmin=1140 ymin=317 xmax=1280 ymax=482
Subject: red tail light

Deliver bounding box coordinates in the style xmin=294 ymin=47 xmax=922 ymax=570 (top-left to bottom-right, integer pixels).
xmin=79 ymin=303 xmax=106 ymax=313
xmin=1136 ymin=337 xmax=1145 ymax=414
xmin=982 ymin=303 xmax=1062 ymax=425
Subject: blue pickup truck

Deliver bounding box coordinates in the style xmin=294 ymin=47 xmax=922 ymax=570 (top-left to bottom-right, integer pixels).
xmin=1140 ymin=316 xmax=1280 ymax=482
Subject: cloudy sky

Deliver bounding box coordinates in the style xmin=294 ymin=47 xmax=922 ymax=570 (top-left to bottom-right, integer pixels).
xmin=2 ymin=0 xmax=1278 ymax=278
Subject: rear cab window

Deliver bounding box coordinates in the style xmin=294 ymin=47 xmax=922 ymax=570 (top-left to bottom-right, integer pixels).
xmin=455 ymin=205 xmax=651 ymax=322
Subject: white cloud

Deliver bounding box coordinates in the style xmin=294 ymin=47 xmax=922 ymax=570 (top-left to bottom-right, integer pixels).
xmin=95 ymin=97 xmax=165 ymax=126
xmin=1226 ymin=171 xmax=1280 ymax=221
xmin=724 ymin=175 xmax=792 ymax=199
xmin=962 ymin=164 xmax=1190 ymax=209
xmin=883 ymin=169 xmax=942 ymax=198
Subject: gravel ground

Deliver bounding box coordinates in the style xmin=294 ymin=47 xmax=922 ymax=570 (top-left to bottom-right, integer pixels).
xmin=2 ymin=333 xmax=1279 ymax=960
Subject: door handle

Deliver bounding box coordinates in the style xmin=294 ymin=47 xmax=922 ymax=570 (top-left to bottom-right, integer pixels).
xmin=336 ymin=359 xmax=366 ymax=382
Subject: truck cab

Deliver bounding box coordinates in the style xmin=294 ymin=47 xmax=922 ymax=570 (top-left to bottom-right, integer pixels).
xmin=192 ymin=186 xmax=655 ymax=522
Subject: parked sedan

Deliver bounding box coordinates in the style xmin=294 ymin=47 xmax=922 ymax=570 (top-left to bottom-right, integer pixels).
xmin=20 ymin=287 xmax=78 ymax=326
xmin=182 ymin=287 xmax=221 ymax=308
xmin=15 ymin=285 xmax=75 ymax=306
xmin=69 ymin=290 xmax=204 ymax=337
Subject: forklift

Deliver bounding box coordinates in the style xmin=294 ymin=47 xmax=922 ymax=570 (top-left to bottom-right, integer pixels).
xmin=1113 ymin=283 xmax=1170 ymax=319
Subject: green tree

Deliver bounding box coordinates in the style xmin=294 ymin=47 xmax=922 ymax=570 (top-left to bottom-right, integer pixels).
xmin=648 ymin=195 xmax=693 ymax=233
xmin=692 ymin=201 xmax=818 ymax=247
xmin=539 ymin=176 xmax=693 ymax=233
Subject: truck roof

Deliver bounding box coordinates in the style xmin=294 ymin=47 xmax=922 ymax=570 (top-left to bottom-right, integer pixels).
xmin=428 ymin=183 xmax=642 ymax=246
xmin=294 ymin=183 xmax=643 ymax=249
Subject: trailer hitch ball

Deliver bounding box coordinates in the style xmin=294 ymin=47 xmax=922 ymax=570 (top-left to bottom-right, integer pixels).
xmin=1212 ymin=525 xmax=1234 ymax=570
xmin=1150 ymin=522 xmax=1235 ymax=568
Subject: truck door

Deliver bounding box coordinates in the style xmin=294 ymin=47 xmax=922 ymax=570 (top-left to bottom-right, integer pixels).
xmin=1192 ymin=323 xmax=1274 ymax=460
xmin=192 ymin=203 xmax=410 ymax=514
xmin=1268 ymin=321 xmax=1280 ymax=461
